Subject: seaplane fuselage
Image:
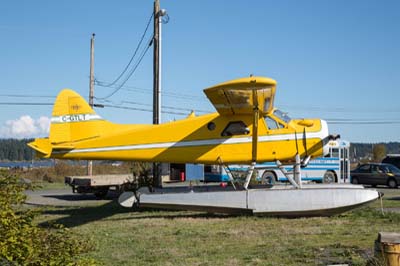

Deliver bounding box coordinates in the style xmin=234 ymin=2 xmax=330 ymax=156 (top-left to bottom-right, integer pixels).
xmin=29 ymin=77 xmax=330 ymax=164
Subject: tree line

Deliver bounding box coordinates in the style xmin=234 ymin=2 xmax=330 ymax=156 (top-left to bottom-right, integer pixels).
xmin=0 ymin=139 xmax=34 ymax=161
xmin=350 ymin=142 xmax=400 ymax=161
xmin=1 ymin=138 xmax=400 ymax=162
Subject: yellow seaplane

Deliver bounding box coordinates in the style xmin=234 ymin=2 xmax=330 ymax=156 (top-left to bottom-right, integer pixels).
xmin=29 ymin=76 xmax=379 ymax=216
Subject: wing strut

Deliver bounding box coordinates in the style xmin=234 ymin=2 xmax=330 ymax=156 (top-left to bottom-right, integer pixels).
xmin=218 ymin=157 xmax=236 ymax=190
xmin=251 ymin=88 xmax=259 ymax=163
xmin=243 ymin=87 xmax=259 ymax=189
xmin=275 ymin=155 xmax=302 ymax=189
xmin=243 ymin=162 xmax=256 ymax=189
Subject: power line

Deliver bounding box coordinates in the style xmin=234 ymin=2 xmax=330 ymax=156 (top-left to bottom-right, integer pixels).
xmin=0 ymin=101 xmax=203 ymax=115
xmin=95 ymin=12 xmax=154 ymax=88
xmin=0 ymin=94 xmax=55 ymax=98
xmin=280 ymin=104 xmax=400 ymax=113
xmin=95 ymin=83 xmax=208 ymax=101
xmin=327 ymin=121 xmax=400 ymax=125
xmin=162 ymin=105 xmax=211 ymax=114
xmin=101 ymin=104 xmax=188 ymax=115
xmin=96 ymin=36 xmax=153 ymax=100
xmin=121 ymin=100 xmax=212 ymax=113
xmin=325 ymin=118 xmax=397 ymax=121
xmin=0 ymin=102 xmax=52 ymax=106
xmin=2 ymin=97 xmax=400 ymax=118
xmin=1 ymin=86 xmax=208 ymax=102
xmin=94 ymin=99 xmax=211 ymax=114
xmin=2 ymin=101 xmax=400 ymax=124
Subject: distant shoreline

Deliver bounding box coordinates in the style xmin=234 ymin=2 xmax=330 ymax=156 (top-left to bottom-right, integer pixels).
xmin=0 ymin=160 xmax=54 ymax=168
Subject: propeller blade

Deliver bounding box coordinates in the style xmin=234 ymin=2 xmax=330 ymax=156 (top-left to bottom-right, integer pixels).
xmin=301 ymin=127 xmax=311 ymax=167
xmin=302 ymin=127 xmax=308 ymax=157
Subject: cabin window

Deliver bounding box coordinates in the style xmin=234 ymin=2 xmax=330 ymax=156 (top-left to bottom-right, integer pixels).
xmin=263 ymin=98 xmax=271 ymax=113
xmin=221 ymin=121 xmax=249 ymax=136
xmin=265 ymin=116 xmax=284 ymax=130
xmin=273 ymin=109 xmax=291 ymax=123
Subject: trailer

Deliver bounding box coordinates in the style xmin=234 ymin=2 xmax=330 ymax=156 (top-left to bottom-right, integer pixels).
xmin=64 ymin=163 xmax=191 ymax=198
xmin=65 ymin=174 xmax=135 ymax=199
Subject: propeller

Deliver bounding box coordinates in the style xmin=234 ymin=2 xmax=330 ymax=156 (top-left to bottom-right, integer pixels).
xmin=301 ymin=127 xmax=311 ymax=167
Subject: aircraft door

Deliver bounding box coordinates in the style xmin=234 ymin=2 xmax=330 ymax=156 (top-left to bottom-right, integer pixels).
xmin=261 ymin=115 xmax=288 ymax=160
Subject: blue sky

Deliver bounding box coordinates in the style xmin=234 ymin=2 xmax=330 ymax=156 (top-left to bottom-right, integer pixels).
xmin=0 ymin=0 xmax=399 ymax=142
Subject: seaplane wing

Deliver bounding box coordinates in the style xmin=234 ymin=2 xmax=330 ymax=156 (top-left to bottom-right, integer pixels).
xmin=204 ymin=76 xmax=276 ymax=115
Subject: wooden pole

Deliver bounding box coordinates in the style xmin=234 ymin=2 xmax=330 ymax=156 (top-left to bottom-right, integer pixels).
xmin=152 ymin=0 xmax=161 ymax=187
xmin=87 ymin=33 xmax=95 ymax=176
xmin=153 ymin=0 xmax=160 ymax=125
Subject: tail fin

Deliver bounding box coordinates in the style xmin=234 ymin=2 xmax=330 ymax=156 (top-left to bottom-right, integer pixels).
xmin=28 ymin=89 xmax=110 ymax=157
xmin=49 ymin=89 xmax=105 ymax=143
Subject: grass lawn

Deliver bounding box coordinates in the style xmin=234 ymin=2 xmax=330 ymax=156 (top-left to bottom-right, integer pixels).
xmin=36 ymin=188 xmax=400 ymax=266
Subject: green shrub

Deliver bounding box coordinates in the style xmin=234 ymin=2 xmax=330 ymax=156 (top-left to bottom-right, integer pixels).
xmin=0 ymin=170 xmax=97 ymax=265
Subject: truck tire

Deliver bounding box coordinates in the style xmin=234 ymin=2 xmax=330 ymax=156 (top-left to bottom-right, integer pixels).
xmin=94 ymin=187 xmax=109 ymax=199
xmin=323 ymin=171 xmax=336 ymax=183
xmin=261 ymin=171 xmax=276 ymax=185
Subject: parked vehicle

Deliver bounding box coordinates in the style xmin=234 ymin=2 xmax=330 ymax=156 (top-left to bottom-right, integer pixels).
xmin=350 ymin=163 xmax=400 ymax=188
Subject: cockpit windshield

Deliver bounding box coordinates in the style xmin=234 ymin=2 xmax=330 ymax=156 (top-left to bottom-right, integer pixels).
xmin=273 ymin=109 xmax=291 ymax=123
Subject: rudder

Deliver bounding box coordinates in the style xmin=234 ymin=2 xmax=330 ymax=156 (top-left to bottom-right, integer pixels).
xmin=49 ymin=89 xmax=106 ymax=144
xmin=28 ymin=89 xmax=114 ymax=158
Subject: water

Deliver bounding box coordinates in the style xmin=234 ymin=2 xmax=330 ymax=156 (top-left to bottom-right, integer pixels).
xmin=0 ymin=160 xmax=103 ymax=168
xmin=0 ymin=161 xmax=54 ymax=168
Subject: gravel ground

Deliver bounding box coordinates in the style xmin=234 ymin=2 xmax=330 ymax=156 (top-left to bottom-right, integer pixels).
xmin=25 ymin=188 xmax=117 ymax=207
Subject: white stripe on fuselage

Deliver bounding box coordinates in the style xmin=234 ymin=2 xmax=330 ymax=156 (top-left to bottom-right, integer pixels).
xmin=54 ymin=121 xmax=328 ymax=154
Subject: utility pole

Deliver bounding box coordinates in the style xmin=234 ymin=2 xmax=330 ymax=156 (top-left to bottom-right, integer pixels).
xmin=152 ymin=0 xmax=167 ymax=188
xmin=152 ymin=0 xmax=161 ymax=188
xmin=153 ymin=0 xmax=160 ymax=125
xmin=87 ymin=33 xmax=95 ymax=176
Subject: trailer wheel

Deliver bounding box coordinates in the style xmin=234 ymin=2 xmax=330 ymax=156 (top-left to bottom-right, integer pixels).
xmin=261 ymin=171 xmax=276 ymax=185
xmin=94 ymin=187 xmax=109 ymax=199
xmin=323 ymin=171 xmax=336 ymax=183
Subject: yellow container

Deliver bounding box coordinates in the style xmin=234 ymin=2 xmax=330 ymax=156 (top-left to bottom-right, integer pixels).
xmin=375 ymin=232 xmax=400 ymax=266
xmin=381 ymin=242 xmax=400 ymax=266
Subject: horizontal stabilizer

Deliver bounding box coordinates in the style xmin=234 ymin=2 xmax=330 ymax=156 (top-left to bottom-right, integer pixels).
xmin=28 ymin=138 xmax=52 ymax=158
